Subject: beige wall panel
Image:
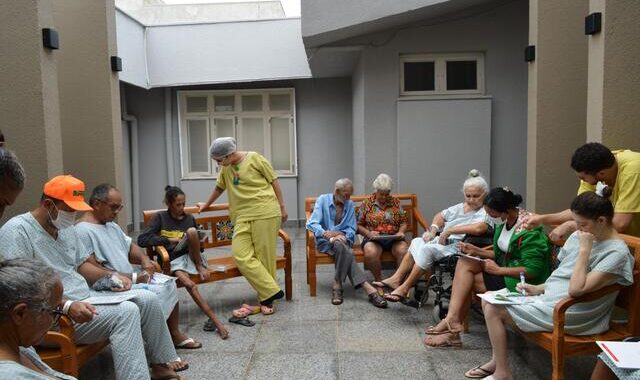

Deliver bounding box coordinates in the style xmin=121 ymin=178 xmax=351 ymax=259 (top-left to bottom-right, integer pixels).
xmin=527 ymin=0 xmax=588 ymax=213
xmin=0 ymin=0 xmax=63 ymax=223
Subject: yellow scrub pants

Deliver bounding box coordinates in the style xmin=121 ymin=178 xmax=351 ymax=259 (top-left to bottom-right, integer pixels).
xmin=231 ymin=216 xmax=281 ymax=302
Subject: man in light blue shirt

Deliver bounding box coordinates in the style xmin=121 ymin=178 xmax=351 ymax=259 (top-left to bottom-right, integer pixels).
xmin=306 ymin=178 xmax=387 ymax=308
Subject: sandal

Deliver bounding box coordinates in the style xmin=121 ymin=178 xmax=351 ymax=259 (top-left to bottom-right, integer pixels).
xmin=232 ymin=304 xmax=261 ymax=318
xmin=384 ymin=291 xmax=408 ymax=303
xmin=228 ymin=315 xmax=255 ymax=327
xmin=425 ymin=320 xmax=457 ymax=335
xmin=174 ymin=337 xmax=202 ymax=350
xmin=260 ymin=304 xmax=275 ymax=315
xmin=368 ymin=292 xmax=388 ymax=309
xmin=423 ymin=331 xmax=462 ymax=348
xmin=166 ymin=357 xmax=189 ymax=372
xmin=372 ymin=280 xmax=396 ymax=294
xmin=464 ymin=364 xmax=494 ymax=379
xmin=203 ymin=318 xmax=218 ymax=332
xmin=331 ymin=288 xmax=344 ymax=305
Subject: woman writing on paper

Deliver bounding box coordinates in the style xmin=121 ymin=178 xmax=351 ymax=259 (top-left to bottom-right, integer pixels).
xmin=465 ymin=188 xmax=634 ymax=380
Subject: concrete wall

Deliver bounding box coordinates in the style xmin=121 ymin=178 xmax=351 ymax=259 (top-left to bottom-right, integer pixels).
xmin=587 ymin=0 xmax=640 ymax=150
xmin=54 ymin=0 xmax=125 ymax=217
xmin=352 ymin=56 xmax=366 ymax=193
xmin=123 ymin=77 xmax=353 ymax=221
xmin=116 ymin=10 xmax=148 ymax=89
xmin=0 ymin=0 xmax=64 ymax=222
xmin=348 ymin=0 xmax=528 ymax=198
xmin=526 ymin=0 xmax=588 ymax=213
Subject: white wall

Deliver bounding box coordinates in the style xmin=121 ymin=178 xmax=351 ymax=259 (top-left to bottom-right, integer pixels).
xmin=116 ymin=10 xmax=148 ymax=88
xmin=351 ymin=0 xmax=528 ymax=198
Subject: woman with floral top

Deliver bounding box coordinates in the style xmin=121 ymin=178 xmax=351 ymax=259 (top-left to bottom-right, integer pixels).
xmin=357 ymin=173 xmax=409 ymax=281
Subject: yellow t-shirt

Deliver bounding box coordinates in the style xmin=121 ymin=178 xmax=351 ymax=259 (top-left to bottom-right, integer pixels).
xmin=217 ymin=152 xmax=281 ymax=223
xmin=578 ymin=149 xmax=640 ymax=237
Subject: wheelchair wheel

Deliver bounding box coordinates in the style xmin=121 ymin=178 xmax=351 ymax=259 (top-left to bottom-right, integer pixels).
xmin=432 ymin=299 xmax=449 ymax=323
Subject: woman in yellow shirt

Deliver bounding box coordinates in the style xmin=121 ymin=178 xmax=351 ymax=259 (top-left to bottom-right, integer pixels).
xmin=199 ymin=137 xmax=287 ymax=314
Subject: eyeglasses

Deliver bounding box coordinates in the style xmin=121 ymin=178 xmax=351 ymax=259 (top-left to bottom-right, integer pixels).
xmin=214 ymin=155 xmax=229 ymax=164
xmin=101 ymin=200 xmax=124 ymax=212
xmin=41 ymin=306 xmax=65 ymax=324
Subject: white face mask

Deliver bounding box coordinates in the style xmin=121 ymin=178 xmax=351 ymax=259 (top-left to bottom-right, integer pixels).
xmin=487 ymin=215 xmax=506 ymax=226
xmin=48 ymin=204 xmax=77 ymax=230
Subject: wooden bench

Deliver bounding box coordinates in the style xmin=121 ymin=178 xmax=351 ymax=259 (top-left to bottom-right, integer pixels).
xmin=515 ymin=233 xmax=640 ymax=380
xmin=143 ymin=204 xmax=292 ymax=300
xmin=305 ymin=193 xmax=429 ymax=296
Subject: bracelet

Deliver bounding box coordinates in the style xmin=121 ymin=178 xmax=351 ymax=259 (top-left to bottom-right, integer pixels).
xmin=131 ymin=272 xmax=137 ymax=284
xmin=62 ymin=300 xmax=74 ymax=315
xmin=430 ymin=224 xmax=439 ymax=231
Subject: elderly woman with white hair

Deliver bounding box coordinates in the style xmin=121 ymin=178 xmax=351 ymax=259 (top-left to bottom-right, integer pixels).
xmin=0 ymin=258 xmax=77 ymax=379
xmin=198 ymin=137 xmax=287 ymax=314
xmin=374 ymin=170 xmax=490 ymax=304
xmin=357 ymin=173 xmax=409 ymax=281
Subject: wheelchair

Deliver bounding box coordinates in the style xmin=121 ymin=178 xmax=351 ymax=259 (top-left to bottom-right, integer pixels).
xmin=412 ymin=232 xmax=494 ymax=322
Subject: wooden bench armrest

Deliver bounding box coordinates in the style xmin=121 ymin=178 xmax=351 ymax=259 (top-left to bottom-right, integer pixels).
xmin=147 ymin=245 xmax=171 ymax=274
xmin=278 ymin=228 xmax=292 ymax=261
xmin=412 ymin=207 xmax=429 ymax=232
xmin=552 ymin=283 xmax=626 ymax=341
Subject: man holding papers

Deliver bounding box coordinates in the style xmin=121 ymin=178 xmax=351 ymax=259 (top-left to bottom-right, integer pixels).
xmin=0 ymin=175 xmax=183 ymax=380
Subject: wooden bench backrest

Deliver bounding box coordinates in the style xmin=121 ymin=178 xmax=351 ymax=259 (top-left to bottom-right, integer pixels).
xmin=142 ymin=204 xmax=235 ymax=249
xmin=304 ymin=193 xmax=422 ymax=238
xmin=618 ymin=234 xmax=640 ymax=335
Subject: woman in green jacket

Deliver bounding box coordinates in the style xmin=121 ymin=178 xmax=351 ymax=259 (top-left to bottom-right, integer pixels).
xmin=424 ymin=187 xmax=551 ymax=349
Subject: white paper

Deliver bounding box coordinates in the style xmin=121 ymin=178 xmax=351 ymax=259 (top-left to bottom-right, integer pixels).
xmin=82 ymin=293 xmax=137 ymax=305
xmin=477 ymin=288 xmax=540 ymax=305
xmin=149 ymin=273 xmax=176 ymax=285
xmin=597 ymin=341 xmax=640 ymax=369
xmin=456 ymin=254 xmax=484 ymax=262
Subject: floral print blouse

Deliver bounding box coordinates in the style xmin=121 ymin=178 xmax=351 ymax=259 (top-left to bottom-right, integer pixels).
xmin=357 ymin=193 xmax=408 ymax=234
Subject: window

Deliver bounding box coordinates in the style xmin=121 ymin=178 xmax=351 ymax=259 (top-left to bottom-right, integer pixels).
xmin=178 ymin=89 xmax=296 ymax=178
xmin=400 ymin=53 xmax=485 ymax=96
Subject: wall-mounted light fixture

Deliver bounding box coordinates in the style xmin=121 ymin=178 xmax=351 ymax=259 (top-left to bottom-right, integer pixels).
xmin=110 ymin=56 xmax=122 ymax=72
xmin=42 ymin=28 xmax=59 ymax=49
xmin=524 ymin=45 xmax=535 ymax=62
xmin=585 ymin=12 xmax=602 ymax=35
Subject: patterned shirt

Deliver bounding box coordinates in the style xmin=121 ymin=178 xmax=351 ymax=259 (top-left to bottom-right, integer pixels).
xmin=357 ymin=194 xmax=407 ymax=234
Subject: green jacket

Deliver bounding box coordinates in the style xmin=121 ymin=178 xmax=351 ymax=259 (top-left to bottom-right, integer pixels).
xmin=492 ymin=224 xmax=551 ymax=291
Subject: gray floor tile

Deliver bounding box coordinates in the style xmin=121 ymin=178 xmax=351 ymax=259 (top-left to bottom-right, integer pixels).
xmin=177 ymin=351 xmax=251 ymax=380
xmin=246 ymin=352 xmax=337 ymax=380
xmin=254 ymin=320 xmax=337 ymax=353
xmin=338 ymin=351 xmax=436 ymax=380
xmin=337 ymin=318 xmax=423 ymax=352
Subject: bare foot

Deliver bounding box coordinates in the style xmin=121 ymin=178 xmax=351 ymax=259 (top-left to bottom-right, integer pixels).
xmin=197 ymin=266 xmax=210 ymax=281
xmin=150 ymin=363 xmax=181 ymax=379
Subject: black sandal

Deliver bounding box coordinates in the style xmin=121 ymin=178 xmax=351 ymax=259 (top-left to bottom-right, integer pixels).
xmin=368 ymin=292 xmax=388 ymax=309
xmin=228 ymin=316 xmax=255 ymax=327
xmin=331 ymin=288 xmax=344 ymax=305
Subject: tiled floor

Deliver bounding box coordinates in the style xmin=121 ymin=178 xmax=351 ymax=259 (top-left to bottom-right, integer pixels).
xmin=80 ymin=227 xmax=597 ymax=379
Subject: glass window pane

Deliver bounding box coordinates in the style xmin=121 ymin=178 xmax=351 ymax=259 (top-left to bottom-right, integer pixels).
xmin=270 ymin=117 xmax=291 ymax=171
xmin=269 ymin=94 xmax=291 ymax=111
xmin=242 ymin=95 xmax=262 ymax=111
xmin=215 ymin=118 xmax=234 ymax=138
xmin=403 ymin=62 xmax=435 ymax=92
xmin=214 ymin=96 xmax=234 ymax=112
xmin=186 ymin=96 xmax=208 ymax=113
xmin=446 ymin=60 xmax=477 ymax=90
xmin=187 ymin=119 xmax=209 ymax=172
xmin=240 ymin=118 xmax=264 ymax=153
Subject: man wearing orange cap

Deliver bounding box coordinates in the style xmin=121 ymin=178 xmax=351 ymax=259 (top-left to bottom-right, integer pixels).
xmin=0 ymin=175 xmax=185 ymax=380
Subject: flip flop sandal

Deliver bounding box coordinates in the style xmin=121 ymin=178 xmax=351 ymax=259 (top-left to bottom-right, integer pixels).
xmin=372 ymin=281 xmax=396 ymax=294
xmin=228 ymin=315 xmax=256 ymax=327
xmin=260 ymin=304 xmax=275 ymax=315
xmin=464 ymin=365 xmax=494 ymax=379
xmin=383 ymin=292 xmax=408 ymax=303
xmin=331 ymin=288 xmax=344 ymax=305
xmin=174 ymin=338 xmax=202 ymax=350
xmin=232 ymin=306 xmax=253 ymax=318
xmin=240 ymin=303 xmax=261 ymax=315
xmin=203 ymin=318 xmax=219 ymax=332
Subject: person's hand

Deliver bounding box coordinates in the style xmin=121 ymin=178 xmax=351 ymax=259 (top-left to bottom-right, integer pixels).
xmin=280 ymin=206 xmax=288 ymax=224
xmin=137 ymin=271 xmax=151 ymax=284
xmin=482 ymin=259 xmax=502 ymax=275
xmin=457 ymin=241 xmax=478 ymax=255
xmin=522 ymin=213 xmax=543 ymax=230
xmin=516 ymin=282 xmax=543 ymax=296
xmin=437 ymin=230 xmax=450 ymax=245
xmin=111 ymin=273 xmax=132 ymax=292
xmin=394 ymin=231 xmax=405 ymax=239
xmin=422 ymin=230 xmax=435 ymax=242
xmin=322 ymin=231 xmax=340 ymax=240
xmin=333 ymin=234 xmax=347 ymax=243
xmin=197 ymin=202 xmax=208 ymax=213
xmin=68 ymin=301 xmax=97 ymax=323
xmin=548 ymin=221 xmax=576 ymax=242
xmin=368 ymin=231 xmax=380 ymax=239
xmin=577 ymin=230 xmax=595 ymax=253
xmin=141 ymin=261 xmax=156 ymax=279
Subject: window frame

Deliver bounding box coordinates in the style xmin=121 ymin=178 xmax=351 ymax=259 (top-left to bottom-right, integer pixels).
xmin=178 ymin=88 xmax=297 ymax=179
xmin=399 ymin=52 xmax=485 ymax=97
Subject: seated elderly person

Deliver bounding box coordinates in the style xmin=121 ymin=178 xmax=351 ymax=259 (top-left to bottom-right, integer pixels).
xmin=374 ymin=170 xmax=490 ymax=303
xmin=306 ymin=178 xmax=388 ymax=308
xmin=0 ymin=175 xmax=184 ymax=380
xmin=468 ymin=189 xmax=633 ymax=380
xmin=75 ymin=183 xmax=213 ymax=349
xmin=0 ymin=258 xmax=75 ymax=379
xmin=424 ymin=187 xmax=551 ymax=349
xmin=357 ymin=173 xmax=408 ymax=281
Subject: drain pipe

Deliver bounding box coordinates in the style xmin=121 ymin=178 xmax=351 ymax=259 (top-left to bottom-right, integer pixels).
xmin=122 ymin=113 xmax=141 ymax=231
xmin=164 ymin=88 xmax=174 ymax=186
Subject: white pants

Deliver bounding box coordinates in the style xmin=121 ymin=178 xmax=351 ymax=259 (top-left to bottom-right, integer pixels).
xmin=408 ymin=237 xmax=457 ymax=270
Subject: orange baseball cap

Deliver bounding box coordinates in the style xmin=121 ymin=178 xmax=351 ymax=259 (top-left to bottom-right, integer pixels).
xmin=43 ymin=175 xmax=93 ymax=211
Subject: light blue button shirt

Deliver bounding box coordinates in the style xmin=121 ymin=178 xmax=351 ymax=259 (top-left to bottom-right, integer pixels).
xmin=306 ymin=193 xmax=356 ymax=253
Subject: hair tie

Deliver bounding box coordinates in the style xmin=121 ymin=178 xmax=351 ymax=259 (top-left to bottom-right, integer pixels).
xmin=595 ymin=181 xmax=606 ymax=197
xmin=502 ymin=186 xmax=511 ymax=193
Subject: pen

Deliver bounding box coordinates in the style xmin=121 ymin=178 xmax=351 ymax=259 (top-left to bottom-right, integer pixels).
xmin=519 ymin=272 xmax=527 ymax=296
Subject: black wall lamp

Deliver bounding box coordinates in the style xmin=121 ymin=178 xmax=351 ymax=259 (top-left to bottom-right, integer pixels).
xmin=524 ymin=45 xmax=535 ymax=62
xmin=42 ymin=28 xmax=59 ymax=49
xmin=585 ymin=12 xmax=602 ymax=35
xmin=110 ymin=56 xmax=122 ymax=72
